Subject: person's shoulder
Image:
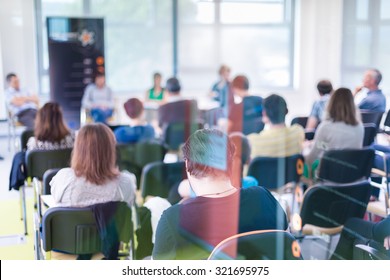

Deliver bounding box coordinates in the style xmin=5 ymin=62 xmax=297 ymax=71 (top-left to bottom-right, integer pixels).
xmin=289 ymin=124 xmax=305 ymax=134
xmin=240 ymin=186 xmax=275 ymax=201
xmin=53 ymin=168 xmax=75 ymax=181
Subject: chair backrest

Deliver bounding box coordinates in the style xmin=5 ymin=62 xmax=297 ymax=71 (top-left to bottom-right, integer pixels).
xmin=243 ymin=118 xmax=265 ymax=135
xmin=300 ymin=181 xmax=372 ymax=228
xmin=208 ymin=230 xmax=302 ymax=260
xmin=41 ymin=201 xmax=133 ymax=255
xmin=116 ymin=141 xmax=167 ymax=188
xmin=42 ymin=168 xmax=61 ymax=195
xmin=360 ymin=111 xmax=383 ymax=128
xmin=25 ymin=148 xmax=73 ymax=180
xmin=291 ymin=117 xmax=308 ymax=128
xmin=363 ymin=123 xmax=377 ymax=147
xmin=316 ymin=149 xmax=375 ymax=183
xmin=247 ymin=154 xmax=304 ymax=190
xmin=383 ymin=110 xmax=390 ymax=128
xmin=20 ymin=129 xmax=34 ymax=151
xmin=140 ymin=161 xmax=187 ymax=199
xmin=162 ymin=122 xmax=203 ymax=151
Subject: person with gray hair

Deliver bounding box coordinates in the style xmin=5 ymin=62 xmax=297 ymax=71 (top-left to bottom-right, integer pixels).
xmin=354 ymin=68 xmax=386 ymax=112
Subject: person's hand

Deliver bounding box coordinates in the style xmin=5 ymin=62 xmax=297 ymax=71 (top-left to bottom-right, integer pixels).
xmin=384 ymin=236 xmax=390 ymax=250
xmin=354 ymin=85 xmax=364 ymax=96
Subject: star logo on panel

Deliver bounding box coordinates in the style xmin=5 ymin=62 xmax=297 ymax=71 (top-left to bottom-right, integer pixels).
xmin=78 ymin=29 xmax=95 ymax=47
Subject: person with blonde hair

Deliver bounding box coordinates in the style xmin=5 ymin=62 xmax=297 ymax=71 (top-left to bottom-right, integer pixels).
xmin=27 ymin=102 xmax=75 ymax=150
xmin=50 ymin=123 xmax=136 ymax=207
xmin=305 ymin=87 xmax=364 ymax=169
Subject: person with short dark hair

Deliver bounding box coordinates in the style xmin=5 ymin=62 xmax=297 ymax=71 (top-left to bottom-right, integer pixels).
xmin=227 ymin=75 xmax=263 ymax=135
xmin=152 ymin=128 xmax=287 ymax=260
xmin=81 ymin=73 xmax=114 ymax=124
xmin=248 ymin=94 xmax=304 ymax=158
xmin=5 ymin=72 xmax=39 ymax=129
xmin=27 ymin=102 xmax=75 ymax=150
xmin=114 ymin=98 xmax=155 ymax=144
xmin=306 ymin=79 xmax=333 ymax=130
xmin=354 ymin=68 xmax=386 ymax=112
xmin=157 ymin=77 xmax=198 ymax=128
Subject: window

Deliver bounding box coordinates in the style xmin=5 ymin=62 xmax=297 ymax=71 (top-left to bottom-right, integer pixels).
xmin=36 ymin=0 xmax=295 ymax=94
xmin=342 ymin=0 xmax=390 ymax=94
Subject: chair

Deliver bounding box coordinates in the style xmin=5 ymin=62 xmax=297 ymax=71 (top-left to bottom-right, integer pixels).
xmin=247 ymin=154 xmax=304 ymax=191
xmin=42 ymin=168 xmax=61 ymax=195
xmin=243 ymin=118 xmax=265 ymax=135
xmin=20 ymin=129 xmax=34 ymax=151
xmin=35 ymin=201 xmax=134 ymax=260
xmin=22 ymin=148 xmax=72 ymax=235
xmin=316 ymin=149 xmax=375 ymax=183
xmin=162 ymin=122 xmax=203 ymax=151
xmin=140 ymin=161 xmax=187 ymax=202
xmin=7 ymin=107 xmax=25 ymax=151
xmin=354 ymin=244 xmax=390 ymax=260
xmin=291 ymin=117 xmax=308 ymax=128
xmin=297 ymin=180 xmax=372 ymax=258
xmin=116 ymin=142 xmax=167 ymax=188
xmin=360 ymin=110 xmax=383 ymax=129
xmin=379 ymin=109 xmax=390 ymax=133
xmin=363 ymin=123 xmax=377 ymax=147
xmin=208 ymin=230 xmax=302 ymax=260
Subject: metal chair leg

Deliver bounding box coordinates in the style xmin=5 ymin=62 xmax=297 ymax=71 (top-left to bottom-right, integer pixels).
xmin=21 ymin=183 xmax=28 ymax=235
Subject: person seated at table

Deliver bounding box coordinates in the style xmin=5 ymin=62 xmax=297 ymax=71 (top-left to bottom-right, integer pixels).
xmin=50 ymin=123 xmax=136 ymax=207
xmin=145 ymin=72 xmax=164 ymax=103
xmin=152 ymin=128 xmax=287 ymax=260
xmin=114 ymin=98 xmax=155 ymax=144
xmin=27 ymin=102 xmax=75 ymax=151
xmin=81 ymin=73 xmax=115 ymax=124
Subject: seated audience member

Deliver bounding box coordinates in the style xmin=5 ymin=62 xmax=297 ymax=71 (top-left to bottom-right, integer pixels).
xmin=5 ymin=73 xmax=39 ymax=129
xmin=354 ymin=68 xmax=386 ymax=112
xmin=228 ymin=75 xmax=263 ymax=135
xmin=152 ymin=129 xmax=287 ymax=260
xmin=27 ymin=102 xmax=75 ymax=150
xmin=114 ymin=98 xmax=155 ymax=144
xmin=304 ymin=88 xmax=364 ymax=169
xmin=51 ymin=123 xmax=136 ymax=207
xmin=306 ymin=79 xmax=333 ymax=130
xmin=248 ymin=94 xmax=304 ymax=158
xmin=331 ymin=216 xmax=390 ymax=260
xmin=145 ymin=72 xmax=164 ymax=103
xmin=228 ymin=132 xmax=258 ymax=189
xmin=157 ymin=77 xmax=198 ymax=128
xmin=210 ymin=65 xmax=231 ymax=107
xmin=81 ymin=73 xmax=115 ymax=124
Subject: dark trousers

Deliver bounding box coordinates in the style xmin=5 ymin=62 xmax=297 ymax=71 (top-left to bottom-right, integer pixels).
xmin=17 ymin=108 xmax=37 ymax=129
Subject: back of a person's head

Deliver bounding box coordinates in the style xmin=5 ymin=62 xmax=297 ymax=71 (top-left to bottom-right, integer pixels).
xmin=263 ymin=94 xmax=288 ymax=124
xmin=317 ymin=80 xmax=333 ymax=95
xmin=232 ymin=75 xmax=249 ymax=90
xmin=182 ymin=129 xmax=235 ymax=179
xmin=229 ymin=132 xmax=251 ymax=165
xmin=6 ymin=73 xmax=17 ymax=84
xmin=35 ymin=102 xmax=70 ymax=142
xmin=71 ymin=123 xmax=119 ymax=184
xmin=327 ymin=87 xmax=358 ymax=126
xmin=124 ymin=98 xmax=144 ymax=119
xmin=166 ymin=77 xmax=181 ymax=94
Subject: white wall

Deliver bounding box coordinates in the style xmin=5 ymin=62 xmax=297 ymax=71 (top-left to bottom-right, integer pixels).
xmin=0 ymin=0 xmax=344 ymax=122
xmin=0 ymin=0 xmax=38 ymax=119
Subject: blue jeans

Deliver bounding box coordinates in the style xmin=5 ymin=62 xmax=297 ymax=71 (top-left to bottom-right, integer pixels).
xmin=91 ymin=108 xmax=113 ymax=124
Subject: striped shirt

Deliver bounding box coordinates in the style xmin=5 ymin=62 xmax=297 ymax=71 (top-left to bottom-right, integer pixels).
xmin=248 ymin=124 xmax=305 ymax=158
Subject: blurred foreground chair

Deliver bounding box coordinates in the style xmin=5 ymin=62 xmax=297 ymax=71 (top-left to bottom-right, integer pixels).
xmin=208 ymin=230 xmax=302 ymax=260
xmin=34 ymin=201 xmax=134 ymax=260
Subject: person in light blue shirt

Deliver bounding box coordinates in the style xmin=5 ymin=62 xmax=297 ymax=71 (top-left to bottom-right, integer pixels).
xmin=114 ymin=98 xmax=155 ymax=144
xmin=354 ymin=68 xmax=386 ymax=113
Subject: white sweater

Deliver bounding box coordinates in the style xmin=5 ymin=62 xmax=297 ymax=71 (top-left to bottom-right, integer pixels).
xmin=50 ymin=168 xmax=136 ymax=207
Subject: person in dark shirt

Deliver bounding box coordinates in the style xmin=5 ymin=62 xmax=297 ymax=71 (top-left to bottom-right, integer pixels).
xmin=152 ymin=129 xmax=287 ymax=260
xmin=114 ymin=98 xmax=155 ymax=144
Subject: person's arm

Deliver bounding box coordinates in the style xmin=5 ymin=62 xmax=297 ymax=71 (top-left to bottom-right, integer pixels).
xmin=152 ymin=210 xmax=177 ymax=260
xmin=306 ymin=116 xmax=318 ymax=131
xmin=81 ymin=85 xmax=93 ymax=109
xmin=304 ymin=123 xmax=326 ymax=167
xmin=119 ymin=171 xmax=137 ymax=206
xmin=384 ymin=236 xmax=390 ymax=250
